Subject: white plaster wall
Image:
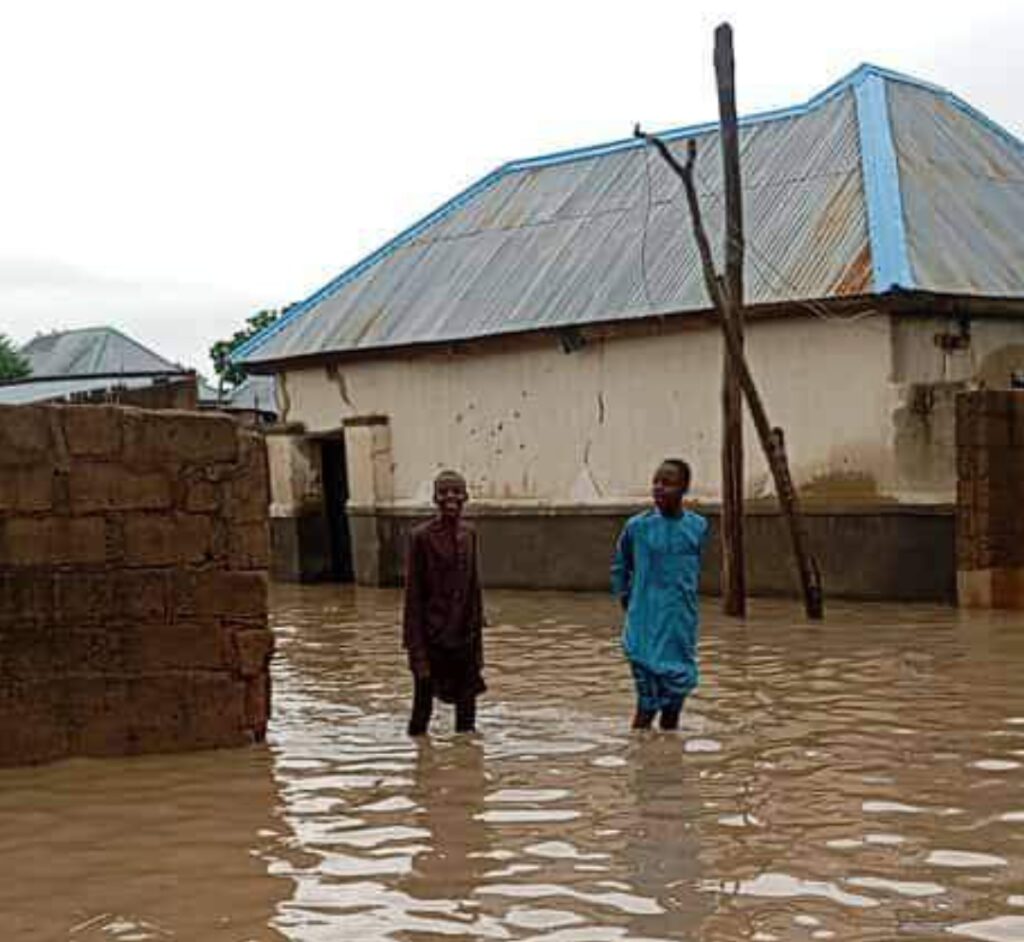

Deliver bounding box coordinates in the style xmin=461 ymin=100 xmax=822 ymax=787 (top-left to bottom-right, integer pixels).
xmin=892 ymin=317 xmax=1024 ymax=387
xmin=266 ymin=433 xmax=322 ymax=518
xmin=278 ymin=315 xmax=900 ymax=505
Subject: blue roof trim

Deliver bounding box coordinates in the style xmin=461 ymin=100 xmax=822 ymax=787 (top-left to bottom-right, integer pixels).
xmin=238 ymin=62 xmax=1016 ymax=363
xmin=854 ymin=73 xmax=914 ymax=292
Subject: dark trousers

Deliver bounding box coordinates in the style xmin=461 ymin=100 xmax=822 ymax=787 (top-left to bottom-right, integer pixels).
xmin=632 ymin=700 xmax=685 ymax=731
xmin=408 ymin=677 xmax=476 ymax=736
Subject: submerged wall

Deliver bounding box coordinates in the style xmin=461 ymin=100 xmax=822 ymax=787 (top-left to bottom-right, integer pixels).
xmin=357 ymin=502 xmax=954 ymax=603
xmin=0 ymin=404 xmax=273 ymax=767
xmin=956 ymin=390 xmax=1024 ymax=608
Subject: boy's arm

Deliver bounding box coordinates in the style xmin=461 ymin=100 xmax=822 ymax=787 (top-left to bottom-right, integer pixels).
xmin=468 ymin=529 xmax=485 ymax=668
xmin=610 ymin=521 xmax=634 ymax=611
xmin=402 ymin=531 xmax=430 ymax=677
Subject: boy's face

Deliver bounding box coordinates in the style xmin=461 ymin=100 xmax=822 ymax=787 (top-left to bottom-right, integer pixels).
xmin=434 ymin=477 xmax=468 ymax=519
xmin=652 ymin=462 xmax=687 ymax=514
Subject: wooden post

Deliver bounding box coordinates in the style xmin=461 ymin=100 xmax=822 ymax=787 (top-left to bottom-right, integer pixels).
xmin=632 ymin=131 xmax=824 ymax=620
xmin=715 ymin=22 xmax=747 ymax=618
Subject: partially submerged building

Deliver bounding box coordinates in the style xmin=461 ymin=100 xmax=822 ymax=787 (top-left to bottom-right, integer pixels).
xmin=238 ymin=65 xmax=1024 ymax=599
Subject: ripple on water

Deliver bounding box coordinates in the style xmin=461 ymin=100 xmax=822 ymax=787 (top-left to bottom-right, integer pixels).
xmin=847 ymin=876 xmax=946 ymax=898
xmin=476 ymin=809 xmax=581 ymax=823
xmin=717 ymin=813 xmax=762 ymax=828
xmin=926 ymin=850 xmax=1008 ymax=869
xmin=527 ymin=841 xmax=610 ymax=861
xmin=862 ymin=800 xmax=928 ymax=814
xmin=486 ymin=788 xmax=571 ymax=803
xmin=973 ymin=759 xmax=1022 ymax=772
xmin=949 ymin=916 xmax=1024 ymax=941
xmin=504 ymin=907 xmax=585 ymax=929
xmin=475 ymin=882 xmax=665 ymax=916
xmin=700 ymin=873 xmax=878 ymax=908
xmin=590 ymin=755 xmax=627 ymax=768
xmin=683 ymin=738 xmax=722 ymax=753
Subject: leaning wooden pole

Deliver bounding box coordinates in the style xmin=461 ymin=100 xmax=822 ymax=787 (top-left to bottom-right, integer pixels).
xmin=634 ymin=130 xmax=824 ymax=619
xmin=715 ymin=22 xmax=747 ymax=617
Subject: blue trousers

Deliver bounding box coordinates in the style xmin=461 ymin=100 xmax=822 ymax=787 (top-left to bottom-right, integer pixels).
xmin=630 ymin=661 xmax=688 ymax=714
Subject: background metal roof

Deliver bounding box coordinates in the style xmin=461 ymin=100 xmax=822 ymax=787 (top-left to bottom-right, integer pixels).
xmin=225 ymin=374 xmax=277 ymax=414
xmin=4 ymin=326 xmax=196 ymax=406
xmin=239 ymin=65 xmax=1024 ymax=367
xmin=22 ymin=326 xmax=182 ymax=377
xmin=0 ymin=374 xmax=167 ymax=406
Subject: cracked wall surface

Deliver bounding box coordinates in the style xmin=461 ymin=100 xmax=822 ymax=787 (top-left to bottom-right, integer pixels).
xmin=278 ymin=316 xmax=899 ymax=505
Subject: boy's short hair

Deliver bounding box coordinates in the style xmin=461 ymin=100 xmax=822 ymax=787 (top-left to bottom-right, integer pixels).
xmin=660 ymin=458 xmax=692 ymax=490
xmin=434 ymin=469 xmax=467 ymax=491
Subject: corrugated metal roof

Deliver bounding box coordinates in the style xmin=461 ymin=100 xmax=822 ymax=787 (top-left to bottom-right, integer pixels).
xmin=239 ymin=64 xmax=1024 ymax=367
xmin=889 ymin=82 xmax=1024 ymax=296
xmin=22 ymin=327 xmax=180 ymax=377
xmin=0 ymin=375 xmax=161 ymax=406
xmin=226 ymin=375 xmax=277 ymax=414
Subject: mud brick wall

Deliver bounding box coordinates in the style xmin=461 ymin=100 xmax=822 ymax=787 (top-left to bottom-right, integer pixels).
xmin=0 ymin=404 xmax=273 ymax=766
xmin=956 ymin=390 xmax=1024 ymax=608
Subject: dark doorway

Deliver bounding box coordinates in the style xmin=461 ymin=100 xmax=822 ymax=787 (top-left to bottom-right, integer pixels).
xmin=320 ymin=436 xmax=354 ymax=582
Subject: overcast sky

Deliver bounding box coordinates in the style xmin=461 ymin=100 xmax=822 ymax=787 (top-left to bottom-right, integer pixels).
xmin=2 ymin=0 xmax=1021 ymax=375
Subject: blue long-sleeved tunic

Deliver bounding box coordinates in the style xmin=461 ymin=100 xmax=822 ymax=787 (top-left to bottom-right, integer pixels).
xmin=611 ymin=509 xmax=709 ymax=698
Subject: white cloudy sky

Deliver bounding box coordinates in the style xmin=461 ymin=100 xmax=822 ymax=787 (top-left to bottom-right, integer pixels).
xmin=1 ymin=0 xmax=1021 ymax=375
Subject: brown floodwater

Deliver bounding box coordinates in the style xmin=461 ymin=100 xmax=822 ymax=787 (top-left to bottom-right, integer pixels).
xmin=3 ymin=586 xmax=1024 ymax=941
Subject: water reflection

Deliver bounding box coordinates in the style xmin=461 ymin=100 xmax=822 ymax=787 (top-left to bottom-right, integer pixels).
xmin=401 ymin=739 xmax=490 ymax=917
xmin=3 ymin=587 xmax=1024 ymax=941
xmin=0 ymin=747 xmax=287 ymax=941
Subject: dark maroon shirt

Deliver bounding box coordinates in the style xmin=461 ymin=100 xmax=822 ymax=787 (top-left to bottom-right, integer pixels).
xmin=402 ymin=517 xmax=484 ymax=675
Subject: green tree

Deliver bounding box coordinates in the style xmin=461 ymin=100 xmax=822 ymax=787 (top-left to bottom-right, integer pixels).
xmin=0 ymin=333 xmax=30 ymax=380
xmin=210 ymin=308 xmax=284 ymax=390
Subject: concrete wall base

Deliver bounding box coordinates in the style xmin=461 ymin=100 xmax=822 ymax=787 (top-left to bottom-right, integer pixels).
xmin=315 ymin=503 xmax=955 ymax=603
xmin=270 ymin=514 xmax=332 ymax=582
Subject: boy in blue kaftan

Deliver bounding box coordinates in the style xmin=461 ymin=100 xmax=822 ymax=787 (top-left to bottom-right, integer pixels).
xmin=611 ymin=459 xmax=709 ymax=730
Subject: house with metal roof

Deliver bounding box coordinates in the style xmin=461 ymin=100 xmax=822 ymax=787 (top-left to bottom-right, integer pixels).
xmin=0 ymin=326 xmax=209 ymax=409
xmin=241 ymin=65 xmax=1024 ymax=598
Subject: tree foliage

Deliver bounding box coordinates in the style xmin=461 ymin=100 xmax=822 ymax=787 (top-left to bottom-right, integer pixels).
xmin=0 ymin=333 xmax=30 ymax=381
xmin=209 ymin=308 xmax=284 ymax=390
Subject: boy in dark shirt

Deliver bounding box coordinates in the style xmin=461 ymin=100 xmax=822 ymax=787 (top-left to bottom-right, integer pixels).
xmin=403 ymin=470 xmax=486 ymax=736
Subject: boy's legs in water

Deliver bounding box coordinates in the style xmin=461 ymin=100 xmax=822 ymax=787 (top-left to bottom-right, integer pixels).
xmin=408 ymin=676 xmax=434 ymax=736
xmin=659 ymin=698 xmax=685 ymax=730
xmin=630 ymin=662 xmax=657 ymax=729
xmin=632 ymin=700 xmax=684 ymax=730
xmin=455 ymin=696 xmax=477 ymax=733
xmin=632 ymin=708 xmax=656 ymax=729
xmin=630 ymin=662 xmax=686 ymax=730
xmin=409 ymin=681 xmax=477 ymax=735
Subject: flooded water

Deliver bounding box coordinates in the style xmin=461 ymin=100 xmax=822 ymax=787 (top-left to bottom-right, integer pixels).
xmin=3 ymin=587 xmax=1024 ymax=941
